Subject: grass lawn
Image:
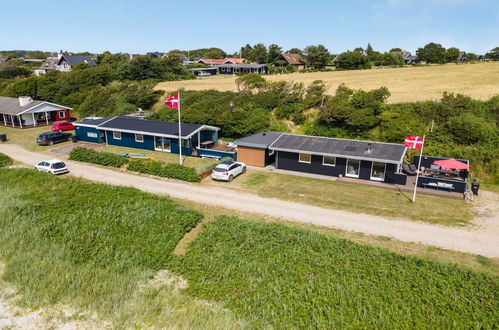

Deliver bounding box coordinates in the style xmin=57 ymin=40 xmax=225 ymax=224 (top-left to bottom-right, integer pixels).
xmin=174 ymin=216 xmax=499 ymax=328
xmin=100 ymin=145 xmax=218 ymax=174
xmin=155 ymin=62 xmax=499 ymax=104
xmin=0 ymin=168 xmax=497 ymax=328
xmin=204 ymin=170 xmax=475 ymax=226
xmin=0 ymin=125 xmax=73 ymax=153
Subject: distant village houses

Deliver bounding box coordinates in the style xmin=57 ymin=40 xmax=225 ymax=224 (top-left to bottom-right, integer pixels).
xmin=36 ymin=53 xmax=96 ymax=75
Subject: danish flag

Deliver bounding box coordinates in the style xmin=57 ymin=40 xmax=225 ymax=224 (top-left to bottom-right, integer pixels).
xmin=164 ymin=93 xmax=179 ymax=109
xmin=404 ymin=135 xmax=424 ymax=149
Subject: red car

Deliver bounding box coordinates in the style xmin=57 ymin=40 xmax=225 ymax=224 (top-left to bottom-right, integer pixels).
xmin=52 ymin=121 xmax=75 ymax=132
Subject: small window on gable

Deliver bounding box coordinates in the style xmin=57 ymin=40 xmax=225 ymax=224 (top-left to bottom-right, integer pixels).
xmin=323 ymin=156 xmax=336 ymax=166
xmin=113 ymin=131 xmax=121 ymax=140
xmin=299 ymin=153 xmax=311 ymax=163
xmin=135 ymin=134 xmax=144 ymax=143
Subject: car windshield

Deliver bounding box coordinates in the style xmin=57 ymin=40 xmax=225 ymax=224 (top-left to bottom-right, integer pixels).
xmin=213 ymin=167 xmax=227 ymax=172
xmin=52 ymin=162 xmax=66 ymax=169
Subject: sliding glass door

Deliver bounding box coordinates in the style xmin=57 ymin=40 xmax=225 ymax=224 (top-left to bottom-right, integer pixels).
xmin=346 ymin=159 xmax=360 ymax=178
xmin=370 ymin=162 xmax=386 ymax=181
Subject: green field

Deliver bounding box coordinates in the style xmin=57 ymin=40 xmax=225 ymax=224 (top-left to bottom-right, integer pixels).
xmin=0 ymin=168 xmax=497 ymax=328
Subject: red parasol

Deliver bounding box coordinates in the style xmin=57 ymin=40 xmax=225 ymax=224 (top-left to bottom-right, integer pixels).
xmin=433 ymin=158 xmax=469 ymax=170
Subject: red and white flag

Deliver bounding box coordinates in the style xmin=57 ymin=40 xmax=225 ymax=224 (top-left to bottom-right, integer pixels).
xmin=165 ymin=93 xmax=179 ymax=109
xmin=404 ymin=135 xmax=424 ymax=149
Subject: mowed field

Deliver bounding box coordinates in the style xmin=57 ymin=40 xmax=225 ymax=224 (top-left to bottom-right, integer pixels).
xmin=155 ymin=62 xmax=499 ymax=103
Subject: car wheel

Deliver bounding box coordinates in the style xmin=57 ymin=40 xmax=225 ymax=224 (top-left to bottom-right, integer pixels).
xmin=228 ymin=175 xmax=233 ymax=182
xmin=48 ymin=140 xmax=54 ymax=146
xmin=67 ymin=136 xmax=71 ymax=141
xmin=242 ymin=167 xmax=246 ymax=174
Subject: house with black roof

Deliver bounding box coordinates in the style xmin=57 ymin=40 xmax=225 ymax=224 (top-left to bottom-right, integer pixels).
xmin=74 ymin=116 xmax=219 ymax=156
xmin=268 ymin=133 xmax=408 ymax=184
xmin=233 ymin=131 xmax=282 ymax=167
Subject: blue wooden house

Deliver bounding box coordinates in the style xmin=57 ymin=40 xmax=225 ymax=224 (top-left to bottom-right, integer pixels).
xmin=75 ymin=116 xmax=219 ymax=156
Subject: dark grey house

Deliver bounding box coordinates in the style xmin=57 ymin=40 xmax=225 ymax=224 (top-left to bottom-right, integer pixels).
xmin=219 ymin=63 xmax=268 ymax=75
xmin=269 ymin=133 xmax=408 ymax=184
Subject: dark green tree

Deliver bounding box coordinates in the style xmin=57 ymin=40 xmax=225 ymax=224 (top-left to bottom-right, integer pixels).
xmin=248 ymin=43 xmax=268 ymax=63
xmin=267 ymin=44 xmax=282 ymax=63
xmin=335 ymin=51 xmax=371 ymax=70
xmin=416 ymin=43 xmax=447 ymax=63
xmin=445 ymin=47 xmax=460 ymax=62
xmin=304 ymin=45 xmax=330 ymax=69
xmin=389 ymin=48 xmax=402 ymax=53
xmin=287 ymin=48 xmax=304 ymax=56
xmin=485 ymin=47 xmax=499 ymax=60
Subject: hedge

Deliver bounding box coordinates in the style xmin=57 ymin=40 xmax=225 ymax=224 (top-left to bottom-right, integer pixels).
xmin=0 ymin=152 xmax=13 ymax=167
xmin=128 ymin=160 xmax=200 ymax=182
xmin=69 ymin=147 xmax=128 ymax=168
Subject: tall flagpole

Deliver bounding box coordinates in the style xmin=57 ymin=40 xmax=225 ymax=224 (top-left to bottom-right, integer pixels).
xmin=412 ymin=135 xmax=425 ymax=203
xmin=178 ymin=91 xmax=183 ymax=165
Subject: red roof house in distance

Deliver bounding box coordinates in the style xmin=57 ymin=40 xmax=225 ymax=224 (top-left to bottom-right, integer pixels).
xmin=273 ymin=53 xmax=305 ymax=70
xmin=197 ymin=58 xmax=246 ymax=66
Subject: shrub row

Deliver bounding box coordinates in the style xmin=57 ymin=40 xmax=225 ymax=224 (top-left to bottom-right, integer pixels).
xmin=0 ymin=152 xmax=13 ymax=167
xmin=69 ymin=147 xmax=128 ymax=168
xmin=128 ymin=160 xmax=200 ymax=182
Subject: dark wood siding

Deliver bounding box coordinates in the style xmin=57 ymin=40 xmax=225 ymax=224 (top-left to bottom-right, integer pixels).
xmin=276 ymin=151 xmax=407 ymax=184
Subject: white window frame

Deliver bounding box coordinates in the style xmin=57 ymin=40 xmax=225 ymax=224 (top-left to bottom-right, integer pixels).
xmin=345 ymin=158 xmax=360 ymax=178
xmin=58 ymin=111 xmax=65 ymax=118
xmin=322 ymin=156 xmax=336 ymax=167
xmin=370 ymin=162 xmax=386 ymax=181
xmin=87 ymin=132 xmax=98 ymax=138
xmin=113 ymin=131 xmax=121 ymax=140
xmin=298 ymin=153 xmax=311 ymax=164
xmin=135 ymin=133 xmax=144 ymax=143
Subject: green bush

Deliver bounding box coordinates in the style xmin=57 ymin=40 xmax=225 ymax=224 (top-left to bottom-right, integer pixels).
xmin=0 ymin=152 xmax=13 ymax=167
xmin=69 ymin=147 xmax=128 ymax=167
xmin=128 ymin=160 xmax=200 ymax=182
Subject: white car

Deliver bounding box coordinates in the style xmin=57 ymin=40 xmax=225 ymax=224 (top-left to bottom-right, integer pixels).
xmin=198 ymin=71 xmax=212 ymax=77
xmin=34 ymin=159 xmax=69 ymax=175
xmin=211 ymin=161 xmax=246 ymax=182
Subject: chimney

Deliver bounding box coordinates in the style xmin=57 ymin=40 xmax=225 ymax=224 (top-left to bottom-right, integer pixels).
xmin=262 ymin=132 xmax=266 ymax=136
xmin=18 ymin=96 xmax=33 ymax=107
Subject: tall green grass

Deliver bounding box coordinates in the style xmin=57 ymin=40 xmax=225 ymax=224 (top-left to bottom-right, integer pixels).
xmin=0 ymin=152 xmax=13 ymax=167
xmin=0 ymin=168 xmax=246 ymax=327
xmin=175 ymin=216 xmax=499 ymax=328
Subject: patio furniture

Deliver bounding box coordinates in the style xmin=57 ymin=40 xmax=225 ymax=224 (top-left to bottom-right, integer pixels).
xmin=200 ymin=140 xmax=215 ymax=149
xmin=433 ymin=158 xmax=469 ymax=170
xmin=409 ymin=164 xmax=418 ymax=172
xmin=402 ymin=164 xmax=416 ymax=175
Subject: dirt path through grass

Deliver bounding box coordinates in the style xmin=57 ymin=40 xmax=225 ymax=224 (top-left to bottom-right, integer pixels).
xmin=2 ymin=144 xmax=498 ymax=258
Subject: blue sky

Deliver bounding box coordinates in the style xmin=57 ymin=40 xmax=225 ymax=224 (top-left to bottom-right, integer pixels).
xmin=1 ymin=0 xmax=498 ymax=55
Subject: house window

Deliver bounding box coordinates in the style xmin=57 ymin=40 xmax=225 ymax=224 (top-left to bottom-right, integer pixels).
xmin=135 ymin=134 xmax=144 ymax=143
xmin=58 ymin=111 xmax=66 ymax=118
xmin=371 ymin=162 xmax=386 ymax=181
xmin=323 ymin=156 xmax=336 ymax=166
xmin=346 ymin=159 xmax=360 ymax=178
xmin=87 ymin=132 xmax=98 ymax=138
xmin=113 ymin=131 xmax=121 ymax=140
xmin=181 ymin=139 xmax=190 ymax=148
xmin=298 ymin=153 xmax=311 ymax=164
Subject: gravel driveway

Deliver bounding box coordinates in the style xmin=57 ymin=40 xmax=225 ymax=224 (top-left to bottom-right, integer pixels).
xmin=1 ymin=144 xmax=498 ymax=258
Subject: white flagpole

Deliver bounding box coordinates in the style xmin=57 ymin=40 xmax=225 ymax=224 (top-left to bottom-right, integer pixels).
xmin=412 ymin=135 xmax=425 ymax=203
xmin=178 ymin=91 xmax=183 ymax=165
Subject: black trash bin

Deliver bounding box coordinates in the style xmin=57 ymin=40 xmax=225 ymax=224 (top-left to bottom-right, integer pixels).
xmin=0 ymin=133 xmax=6 ymax=142
xmin=71 ymin=135 xmax=78 ymax=143
xmin=471 ymin=182 xmax=480 ymax=196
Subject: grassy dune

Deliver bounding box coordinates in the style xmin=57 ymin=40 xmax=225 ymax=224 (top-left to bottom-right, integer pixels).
xmin=155 ymin=62 xmax=499 ymax=103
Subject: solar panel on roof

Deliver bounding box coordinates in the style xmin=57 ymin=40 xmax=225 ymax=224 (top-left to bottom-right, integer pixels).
xmin=344 ymin=146 xmax=357 ymax=151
